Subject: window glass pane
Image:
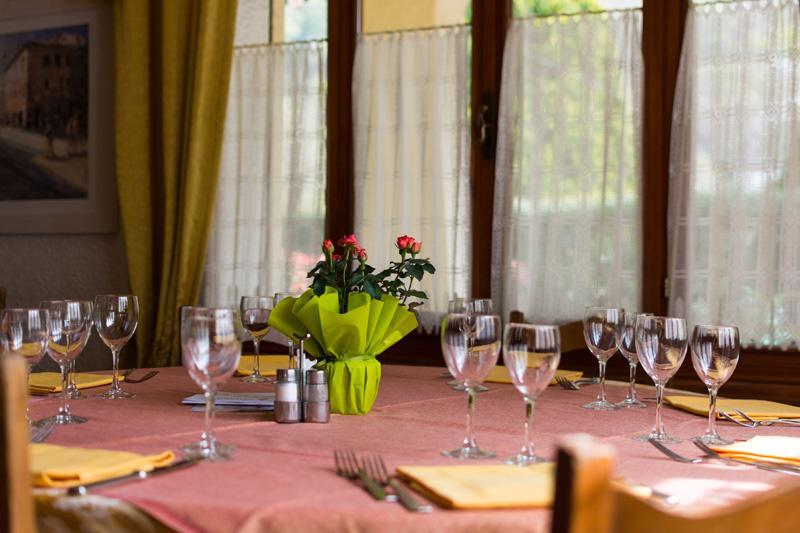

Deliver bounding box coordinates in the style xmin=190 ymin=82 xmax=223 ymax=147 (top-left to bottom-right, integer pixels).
xmin=361 ymin=0 xmax=470 ymax=33
xmin=279 ymin=0 xmax=327 ymax=42
xmin=235 ymin=0 xmax=270 ymax=46
xmin=513 ymin=0 xmax=641 ymax=17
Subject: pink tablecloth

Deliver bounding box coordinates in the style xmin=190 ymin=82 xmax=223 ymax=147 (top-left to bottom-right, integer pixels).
xmin=30 ymin=365 xmax=797 ymax=532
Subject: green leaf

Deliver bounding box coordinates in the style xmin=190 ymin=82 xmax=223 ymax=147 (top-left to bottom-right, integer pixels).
xmin=311 ymin=276 xmax=327 ymax=296
xmin=407 ymin=290 xmax=428 ymax=299
xmin=363 ymin=279 xmax=383 ymax=299
xmin=406 ymin=264 xmax=424 ymax=281
xmin=422 ymin=263 xmax=436 ymax=274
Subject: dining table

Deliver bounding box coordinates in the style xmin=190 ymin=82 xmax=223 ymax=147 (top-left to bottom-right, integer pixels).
xmin=29 ymin=364 xmax=798 ymax=532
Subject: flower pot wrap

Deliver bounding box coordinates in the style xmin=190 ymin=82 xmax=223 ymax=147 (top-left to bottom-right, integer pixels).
xmin=267 ymin=287 xmax=418 ymax=414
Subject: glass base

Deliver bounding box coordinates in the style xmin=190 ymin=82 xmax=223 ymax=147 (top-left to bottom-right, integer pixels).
xmin=505 ymin=453 xmax=547 ymax=466
xmin=442 ymin=445 xmax=496 ymax=460
xmin=41 ymin=413 xmax=88 ymax=426
xmin=97 ymin=388 xmax=136 ymax=400
xmin=582 ymin=399 xmax=619 ymax=411
xmin=66 ymin=389 xmax=82 ymax=400
xmin=451 ymin=383 xmax=489 ymax=393
xmin=181 ymin=440 xmax=235 ymax=462
xmin=635 ymin=430 xmax=681 ymax=443
xmin=241 ymin=372 xmax=269 ymax=383
xmin=616 ymin=398 xmax=647 ymax=409
xmin=693 ymin=434 xmax=733 ymax=446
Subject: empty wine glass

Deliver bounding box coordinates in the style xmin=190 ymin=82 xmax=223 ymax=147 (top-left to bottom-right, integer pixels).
xmin=504 ymin=323 xmax=560 ymax=465
xmin=41 ymin=300 xmax=93 ymax=425
xmin=635 ymin=316 xmax=688 ymax=442
xmin=181 ymin=307 xmax=241 ymax=461
xmin=274 ymin=292 xmax=298 ymax=367
xmin=239 ymin=296 xmax=273 ymax=383
xmin=94 ymin=295 xmax=139 ymax=399
xmin=441 ymin=313 xmax=501 ymax=459
xmin=1 ymin=308 xmax=49 ymax=424
xmin=450 ymin=299 xmax=492 ymax=393
xmin=616 ymin=311 xmax=652 ymax=409
xmin=40 ymin=300 xmax=81 ymax=399
xmin=691 ymin=325 xmax=740 ymax=445
xmin=448 ymin=297 xmax=467 ymax=313
xmin=582 ymin=306 xmax=623 ymax=410
xmin=467 ymin=298 xmax=493 ymax=314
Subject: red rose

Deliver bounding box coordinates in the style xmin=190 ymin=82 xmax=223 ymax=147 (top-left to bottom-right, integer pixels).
xmin=322 ymin=239 xmax=334 ymax=255
xmin=358 ymin=249 xmax=368 ymax=262
xmin=396 ymin=235 xmax=411 ymax=251
xmin=337 ymin=234 xmax=359 ymax=248
xmin=411 ymin=241 xmax=421 ymax=255
xmin=332 ymin=253 xmax=342 ymax=261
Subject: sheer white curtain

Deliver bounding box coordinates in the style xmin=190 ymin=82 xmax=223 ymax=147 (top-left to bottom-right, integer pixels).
xmin=353 ymin=27 xmax=471 ymax=330
xmin=203 ymin=41 xmax=327 ymax=306
xmin=668 ymin=0 xmax=800 ymax=349
xmin=492 ymin=11 xmax=643 ymax=324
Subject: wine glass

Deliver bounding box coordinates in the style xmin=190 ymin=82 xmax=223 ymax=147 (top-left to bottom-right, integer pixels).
xmin=635 ymin=315 xmax=688 ymax=442
xmin=616 ymin=311 xmax=652 ymax=409
xmin=440 ymin=313 xmax=501 ymax=459
xmin=40 ymin=300 xmax=81 ymax=399
xmin=503 ymin=323 xmax=560 ymax=465
xmin=448 ymin=297 xmax=467 ymax=313
xmin=239 ymin=296 xmax=273 ymax=383
xmin=274 ymin=292 xmax=298 ymax=367
xmin=467 ymin=298 xmax=493 ymax=314
xmin=181 ymin=307 xmax=241 ymax=461
xmin=582 ymin=306 xmax=623 ymax=410
xmin=450 ymin=299 xmax=492 ymax=393
xmin=1 ymin=308 xmax=49 ymax=424
xmin=94 ymin=295 xmax=139 ymax=399
xmin=41 ymin=300 xmax=93 ymax=425
xmin=690 ymin=325 xmax=740 ymax=445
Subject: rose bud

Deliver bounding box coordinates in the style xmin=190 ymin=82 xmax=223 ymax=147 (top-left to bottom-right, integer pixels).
xmin=396 ymin=235 xmax=410 ymax=250
xmin=405 ymin=236 xmax=417 ymax=251
xmin=337 ymin=234 xmax=359 ymax=248
xmin=322 ymin=239 xmax=334 ymax=255
xmin=358 ymin=249 xmax=368 ymax=262
xmin=332 ymin=253 xmax=342 ymax=262
xmin=411 ymin=241 xmax=421 ymax=255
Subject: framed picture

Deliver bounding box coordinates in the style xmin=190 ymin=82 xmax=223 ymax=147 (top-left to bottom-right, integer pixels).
xmin=0 ymin=7 xmax=116 ymax=233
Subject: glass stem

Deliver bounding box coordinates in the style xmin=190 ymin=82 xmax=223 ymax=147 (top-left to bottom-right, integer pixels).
xmin=111 ymin=347 xmax=121 ymax=393
xmin=204 ymin=388 xmax=217 ymax=452
xmin=627 ymin=363 xmax=637 ymax=401
xmin=69 ymin=360 xmax=76 ymax=388
xmin=597 ymin=360 xmax=607 ymax=402
xmin=253 ymin=336 xmax=261 ymax=376
xmin=522 ymin=396 xmax=536 ymax=456
xmin=654 ymin=382 xmax=665 ymax=436
xmin=707 ymin=385 xmax=719 ymax=437
xmin=463 ymin=386 xmax=477 ymax=449
xmin=59 ymin=363 xmax=70 ymax=415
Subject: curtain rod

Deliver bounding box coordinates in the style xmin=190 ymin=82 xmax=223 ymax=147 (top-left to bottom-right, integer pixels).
xmin=359 ymin=22 xmax=469 ymax=37
xmin=234 ymin=37 xmax=327 ymax=51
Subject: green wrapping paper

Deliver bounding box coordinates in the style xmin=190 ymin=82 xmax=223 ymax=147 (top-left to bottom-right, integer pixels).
xmin=267 ymin=287 xmax=418 ymax=414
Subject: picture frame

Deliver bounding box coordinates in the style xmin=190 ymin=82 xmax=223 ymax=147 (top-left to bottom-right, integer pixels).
xmin=0 ymin=6 xmax=116 ymax=234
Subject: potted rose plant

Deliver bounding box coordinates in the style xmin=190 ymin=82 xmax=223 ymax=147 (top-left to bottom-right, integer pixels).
xmin=268 ymin=234 xmax=435 ymax=414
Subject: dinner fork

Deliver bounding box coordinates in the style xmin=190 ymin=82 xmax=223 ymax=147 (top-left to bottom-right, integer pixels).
xmin=362 ymin=454 xmax=433 ymax=513
xmin=720 ymin=411 xmax=756 ymax=428
xmin=733 ymin=409 xmax=800 ymax=427
xmin=30 ymin=419 xmax=55 ymax=443
xmin=692 ymin=440 xmax=800 ymax=476
xmin=648 ymin=438 xmax=703 ymax=463
xmin=124 ymin=370 xmax=159 ymax=384
xmin=555 ymin=376 xmax=581 ymax=390
xmin=333 ymin=449 xmax=395 ymax=502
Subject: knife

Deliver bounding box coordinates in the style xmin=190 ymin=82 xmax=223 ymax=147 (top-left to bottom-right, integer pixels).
xmin=67 ymin=457 xmax=202 ymax=496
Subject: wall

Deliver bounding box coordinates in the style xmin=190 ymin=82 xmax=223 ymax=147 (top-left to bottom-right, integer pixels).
xmin=0 ymin=0 xmax=130 ymax=371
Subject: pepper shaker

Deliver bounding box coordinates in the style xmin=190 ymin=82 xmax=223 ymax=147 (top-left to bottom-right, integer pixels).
xmin=275 ymin=368 xmax=301 ymax=423
xmin=303 ymin=369 xmax=330 ymax=423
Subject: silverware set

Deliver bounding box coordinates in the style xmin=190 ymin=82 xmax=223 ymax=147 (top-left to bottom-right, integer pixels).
xmin=333 ymin=450 xmax=432 ymax=512
xmin=648 ymin=437 xmax=800 ymax=477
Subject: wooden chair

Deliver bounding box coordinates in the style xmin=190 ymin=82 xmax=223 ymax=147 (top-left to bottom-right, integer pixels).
xmin=552 ymin=433 xmax=800 ymax=533
xmin=0 ymin=354 xmax=35 ymax=532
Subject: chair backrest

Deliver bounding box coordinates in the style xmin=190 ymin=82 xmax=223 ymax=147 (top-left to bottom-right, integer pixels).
xmin=552 ymin=433 xmax=800 ymax=533
xmin=508 ymin=311 xmax=585 ymax=353
xmin=0 ymin=354 xmax=35 ymax=533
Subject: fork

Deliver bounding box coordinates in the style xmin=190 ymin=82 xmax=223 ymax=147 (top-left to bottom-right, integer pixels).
xmin=333 ymin=449 xmax=395 ymax=502
xmin=124 ymin=370 xmax=159 ymax=384
xmin=733 ymin=409 xmax=800 ymax=427
xmin=363 ymin=454 xmax=433 ymax=513
xmin=648 ymin=438 xmax=704 ymax=463
xmin=692 ymin=440 xmax=800 ymax=476
xmin=30 ymin=419 xmax=56 ymax=443
xmin=555 ymin=376 xmax=581 ymax=390
xmin=720 ymin=411 xmax=756 ymax=428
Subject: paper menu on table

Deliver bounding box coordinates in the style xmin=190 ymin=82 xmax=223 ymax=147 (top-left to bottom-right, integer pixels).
xmin=182 ymin=392 xmax=275 ymax=407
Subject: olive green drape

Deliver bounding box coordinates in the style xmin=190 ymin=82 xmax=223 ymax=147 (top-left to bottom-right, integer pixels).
xmin=113 ymin=0 xmax=238 ymax=366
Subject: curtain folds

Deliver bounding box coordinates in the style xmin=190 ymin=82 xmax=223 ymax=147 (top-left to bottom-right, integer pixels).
xmin=668 ymin=0 xmax=800 ymax=349
xmin=492 ymin=11 xmax=644 ymax=324
xmin=352 ymin=26 xmax=472 ymax=331
xmin=113 ymin=0 xmax=238 ymax=366
xmin=202 ymin=41 xmax=328 ymax=307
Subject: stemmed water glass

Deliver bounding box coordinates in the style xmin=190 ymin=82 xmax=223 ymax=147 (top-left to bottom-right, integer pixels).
xmin=503 ymin=323 xmax=560 ymax=465
xmin=449 ymin=298 xmax=492 ymax=393
xmin=41 ymin=300 xmax=93 ymax=425
xmin=635 ymin=315 xmax=688 ymax=442
xmin=181 ymin=307 xmax=241 ymax=461
xmin=40 ymin=300 xmax=81 ymax=399
xmin=94 ymin=295 xmax=139 ymax=399
xmin=690 ymin=325 xmax=740 ymax=445
xmin=274 ymin=292 xmax=298 ymax=367
xmin=582 ymin=306 xmax=623 ymax=410
xmin=239 ymin=296 xmax=273 ymax=383
xmin=441 ymin=313 xmax=501 ymax=459
xmin=616 ymin=311 xmax=651 ymax=409
xmin=1 ymin=308 xmax=49 ymax=424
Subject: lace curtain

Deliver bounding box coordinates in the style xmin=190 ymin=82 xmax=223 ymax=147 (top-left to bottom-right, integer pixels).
xmin=492 ymin=11 xmax=644 ymax=324
xmin=668 ymin=0 xmax=800 ymax=349
xmin=202 ymin=41 xmax=327 ymax=306
xmin=353 ymin=27 xmax=472 ymax=330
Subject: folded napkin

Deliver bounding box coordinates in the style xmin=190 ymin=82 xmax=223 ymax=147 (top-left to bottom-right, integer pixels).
xmin=29 ymin=372 xmax=117 ymax=394
xmin=396 ymin=464 xmax=553 ymax=509
xmin=30 ymin=443 xmax=175 ymax=488
xmin=710 ymin=436 xmax=800 ymax=467
xmin=235 ymin=355 xmax=290 ymax=377
xmin=664 ymin=395 xmax=800 ymax=421
xmin=485 ymin=367 xmax=583 ymax=386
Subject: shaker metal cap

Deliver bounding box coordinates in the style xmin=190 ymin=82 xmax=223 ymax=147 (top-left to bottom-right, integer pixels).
xmin=277 ymin=368 xmax=298 ymax=382
xmin=306 ymin=369 xmax=327 ymax=384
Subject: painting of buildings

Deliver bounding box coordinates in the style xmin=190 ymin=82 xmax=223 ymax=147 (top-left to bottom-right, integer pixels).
xmin=0 ymin=24 xmax=88 ymax=200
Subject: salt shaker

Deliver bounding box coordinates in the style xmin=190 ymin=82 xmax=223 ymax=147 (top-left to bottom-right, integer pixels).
xmin=275 ymin=368 xmax=301 ymax=423
xmin=303 ymin=369 xmax=330 ymax=423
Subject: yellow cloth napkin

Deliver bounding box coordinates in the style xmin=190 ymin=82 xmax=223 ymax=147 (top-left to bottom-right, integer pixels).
xmin=396 ymin=464 xmax=554 ymax=509
xmin=710 ymin=436 xmax=800 ymax=467
xmin=665 ymin=395 xmax=800 ymax=421
xmin=28 ymin=372 xmax=117 ymax=393
xmin=485 ymin=367 xmax=583 ymax=385
xmin=235 ymin=355 xmax=291 ymax=377
xmin=30 ymin=443 xmax=175 ymax=488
